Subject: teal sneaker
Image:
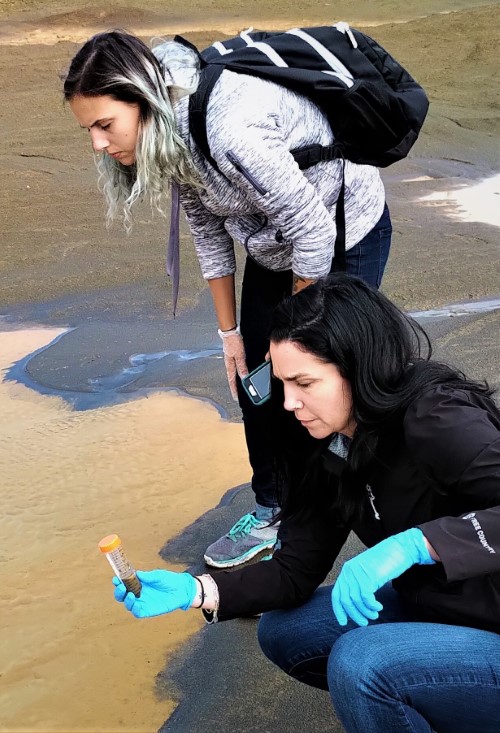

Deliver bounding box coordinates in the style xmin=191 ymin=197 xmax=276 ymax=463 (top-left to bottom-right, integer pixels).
xmin=204 ymin=512 xmax=278 ymax=568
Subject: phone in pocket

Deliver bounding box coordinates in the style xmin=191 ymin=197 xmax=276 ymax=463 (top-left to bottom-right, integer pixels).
xmin=241 ymin=360 xmax=272 ymax=406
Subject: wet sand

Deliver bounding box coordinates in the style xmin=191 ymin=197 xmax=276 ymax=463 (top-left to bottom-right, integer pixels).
xmin=0 ymin=328 xmax=248 ymax=732
xmin=0 ymin=0 xmax=499 ymax=731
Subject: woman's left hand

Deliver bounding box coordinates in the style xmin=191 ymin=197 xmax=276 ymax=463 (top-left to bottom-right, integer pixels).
xmin=331 ymin=528 xmax=435 ymax=627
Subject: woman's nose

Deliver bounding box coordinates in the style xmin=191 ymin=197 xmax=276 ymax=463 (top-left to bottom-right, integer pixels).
xmin=90 ymin=128 xmax=109 ymax=152
xmin=283 ymin=387 xmax=297 ymax=412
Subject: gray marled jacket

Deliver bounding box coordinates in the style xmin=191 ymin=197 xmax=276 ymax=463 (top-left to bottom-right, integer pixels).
xmin=176 ymin=70 xmax=385 ymax=280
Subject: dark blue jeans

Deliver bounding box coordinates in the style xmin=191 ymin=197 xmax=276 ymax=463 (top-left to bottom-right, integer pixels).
xmin=258 ymin=584 xmax=500 ymax=733
xmin=237 ymin=205 xmax=392 ymax=507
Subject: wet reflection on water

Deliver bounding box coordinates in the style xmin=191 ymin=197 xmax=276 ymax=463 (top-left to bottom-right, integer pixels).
xmin=88 ymin=349 xmax=222 ymax=393
xmin=410 ymin=297 xmax=500 ymax=319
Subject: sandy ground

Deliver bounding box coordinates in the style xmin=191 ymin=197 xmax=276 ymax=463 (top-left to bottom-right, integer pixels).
xmin=0 ymin=0 xmax=499 ymax=314
xmin=0 ymin=1 xmax=499 ymax=732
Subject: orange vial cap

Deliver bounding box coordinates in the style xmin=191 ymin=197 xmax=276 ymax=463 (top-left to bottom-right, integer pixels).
xmin=98 ymin=534 xmax=122 ymax=553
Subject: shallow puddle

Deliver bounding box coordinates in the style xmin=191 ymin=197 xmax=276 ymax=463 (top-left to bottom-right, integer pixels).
xmin=0 ymin=327 xmax=248 ymax=732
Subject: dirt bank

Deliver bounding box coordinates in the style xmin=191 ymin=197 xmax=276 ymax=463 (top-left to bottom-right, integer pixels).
xmin=0 ymin=1 xmax=498 ymax=314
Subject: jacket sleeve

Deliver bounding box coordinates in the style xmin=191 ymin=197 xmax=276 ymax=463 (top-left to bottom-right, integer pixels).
xmin=179 ymin=183 xmax=236 ymax=279
xmin=403 ymin=385 xmax=500 ymax=582
xmin=206 ymin=81 xmax=340 ymax=280
xmin=213 ymin=504 xmax=349 ymax=620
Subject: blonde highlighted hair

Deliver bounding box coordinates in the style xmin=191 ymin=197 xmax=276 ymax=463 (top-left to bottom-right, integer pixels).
xmin=63 ymin=29 xmax=200 ymax=229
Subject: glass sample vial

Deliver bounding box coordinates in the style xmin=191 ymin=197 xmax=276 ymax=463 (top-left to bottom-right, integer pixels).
xmin=98 ymin=534 xmax=142 ymax=597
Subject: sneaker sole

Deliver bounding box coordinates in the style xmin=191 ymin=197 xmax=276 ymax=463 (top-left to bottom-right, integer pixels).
xmin=204 ymin=539 xmax=276 ymax=568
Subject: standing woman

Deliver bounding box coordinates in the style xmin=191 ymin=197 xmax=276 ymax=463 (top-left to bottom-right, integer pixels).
xmin=64 ymin=29 xmax=392 ymax=568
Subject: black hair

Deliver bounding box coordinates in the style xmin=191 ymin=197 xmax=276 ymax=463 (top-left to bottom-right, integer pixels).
xmin=269 ymin=273 xmax=493 ymax=519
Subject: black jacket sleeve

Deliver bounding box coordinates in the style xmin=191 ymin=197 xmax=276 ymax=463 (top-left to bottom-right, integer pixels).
xmin=403 ymin=386 xmax=500 ymax=582
xmin=213 ymin=503 xmax=349 ymax=621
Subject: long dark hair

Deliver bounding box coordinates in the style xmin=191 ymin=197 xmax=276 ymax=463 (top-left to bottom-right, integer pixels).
xmin=269 ymin=273 xmax=493 ymax=519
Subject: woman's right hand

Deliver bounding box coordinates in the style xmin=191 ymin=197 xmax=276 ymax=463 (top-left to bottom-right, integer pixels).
xmin=218 ymin=327 xmax=249 ymax=400
xmin=113 ymin=570 xmax=197 ymax=618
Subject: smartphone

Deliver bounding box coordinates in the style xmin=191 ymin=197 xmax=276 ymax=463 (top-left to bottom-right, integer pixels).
xmin=241 ymin=360 xmax=272 ymax=405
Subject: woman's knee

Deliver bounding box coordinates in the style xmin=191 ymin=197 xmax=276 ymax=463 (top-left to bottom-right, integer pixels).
xmin=257 ymin=610 xmax=291 ymax=669
xmin=258 ymin=608 xmax=332 ymax=691
xmin=258 ymin=605 xmax=326 ymax=671
xmin=258 ymin=587 xmax=335 ymax=668
xmin=327 ymin=628 xmax=381 ymax=698
xmin=327 ymin=625 xmax=413 ymax=703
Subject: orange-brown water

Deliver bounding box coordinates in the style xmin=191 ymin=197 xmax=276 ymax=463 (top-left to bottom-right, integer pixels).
xmin=0 ymin=328 xmax=248 ymax=732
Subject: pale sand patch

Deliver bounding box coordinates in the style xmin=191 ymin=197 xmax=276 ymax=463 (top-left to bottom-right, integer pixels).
xmin=400 ymin=176 xmax=436 ymax=183
xmin=0 ymin=327 xmax=248 ymax=732
xmin=419 ymin=173 xmax=500 ymax=228
xmin=0 ymin=14 xmax=441 ymax=46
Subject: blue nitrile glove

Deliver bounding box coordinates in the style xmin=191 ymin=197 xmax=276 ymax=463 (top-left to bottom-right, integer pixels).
xmin=113 ymin=569 xmax=197 ymax=618
xmin=332 ymin=528 xmax=435 ymax=627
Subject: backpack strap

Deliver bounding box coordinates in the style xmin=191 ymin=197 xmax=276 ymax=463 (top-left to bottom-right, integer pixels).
xmin=333 ymin=163 xmax=346 ymax=272
xmin=188 ymin=64 xmax=225 ymax=173
xmin=292 ymin=145 xmax=346 ymax=272
xmin=290 ymin=142 xmax=344 ymax=170
xmin=174 ymin=34 xmax=224 ymax=170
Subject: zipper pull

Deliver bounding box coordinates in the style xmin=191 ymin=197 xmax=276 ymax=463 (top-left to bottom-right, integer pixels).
xmin=366 ymin=484 xmax=380 ymax=520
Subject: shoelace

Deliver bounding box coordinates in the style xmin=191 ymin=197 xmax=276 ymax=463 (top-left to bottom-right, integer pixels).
xmin=228 ymin=513 xmax=264 ymax=541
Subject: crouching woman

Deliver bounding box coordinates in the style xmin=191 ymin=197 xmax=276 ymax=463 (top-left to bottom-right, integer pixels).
xmin=114 ymin=273 xmax=500 ymax=733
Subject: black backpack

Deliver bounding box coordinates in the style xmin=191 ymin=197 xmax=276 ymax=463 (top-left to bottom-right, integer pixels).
xmin=180 ymin=23 xmax=429 ymax=268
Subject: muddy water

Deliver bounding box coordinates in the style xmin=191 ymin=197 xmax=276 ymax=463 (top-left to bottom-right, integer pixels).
xmin=0 ymin=328 xmax=248 ymax=732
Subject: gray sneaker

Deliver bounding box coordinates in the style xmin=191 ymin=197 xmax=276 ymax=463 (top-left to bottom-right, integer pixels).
xmin=204 ymin=512 xmax=278 ymax=568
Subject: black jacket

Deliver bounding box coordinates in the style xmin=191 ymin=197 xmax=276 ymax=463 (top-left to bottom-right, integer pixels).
xmin=213 ymin=385 xmax=500 ymax=632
